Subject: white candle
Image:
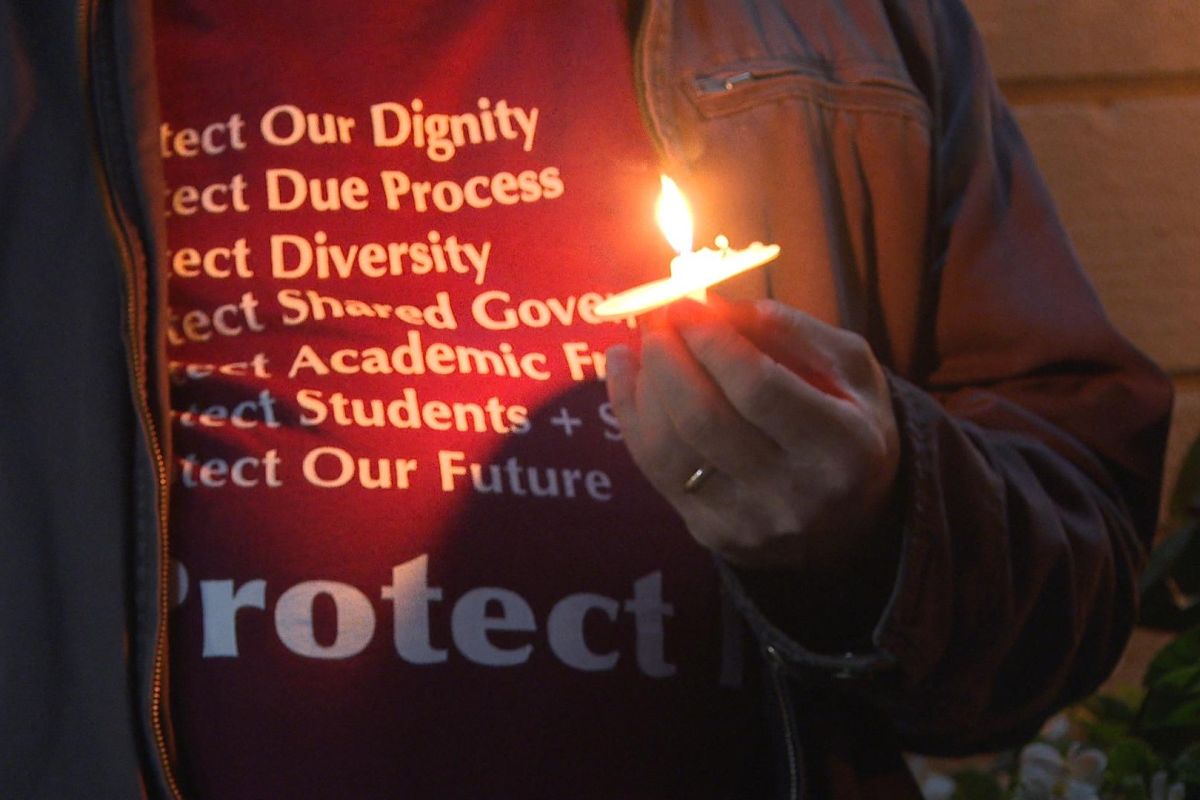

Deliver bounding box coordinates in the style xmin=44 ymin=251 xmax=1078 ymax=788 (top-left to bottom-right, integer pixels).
xmin=593 ymin=176 xmax=781 ymax=320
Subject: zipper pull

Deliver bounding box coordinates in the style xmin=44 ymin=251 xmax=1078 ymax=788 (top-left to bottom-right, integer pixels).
xmin=721 ymin=71 xmax=753 ymax=90
xmin=695 ymin=70 xmax=753 ymax=94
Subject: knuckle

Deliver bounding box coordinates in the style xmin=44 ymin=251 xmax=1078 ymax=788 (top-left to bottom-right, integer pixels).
xmin=687 ymin=324 xmax=726 ymax=358
xmin=838 ymin=330 xmax=879 ymax=383
xmin=641 ymin=429 xmax=681 ymax=471
xmin=624 ymin=432 xmax=675 ymax=482
xmin=692 ymin=328 xmax=743 ymax=376
xmin=757 ymin=298 xmax=798 ymax=331
xmin=824 ymin=468 xmax=857 ymax=508
xmin=739 ymin=361 xmax=790 ymax=420
xmin=642 ymin=462 xmax=688 ymax=500
xmin=762 ymin=498 xmax=803 ymax=537
xmin=866 ymin=424 xmax=890 ymax=461
xmin=639 ymin=447 xmax=672 ymax=476
xmin=847 ymin=409 xmax=891 ymax=462
xmin=671 ymin=398 xmax=721 ymax=444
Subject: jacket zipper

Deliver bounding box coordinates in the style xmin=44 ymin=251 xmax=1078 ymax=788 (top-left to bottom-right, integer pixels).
xmin=78 ymin=1 xmax=183 ymax=798
xmin=694 ymin=63 xmax=926 ymax=106
xmin=765 ymin=645 xmax=802 ymax=800
xmin=693 ymin=66 xmax=812 ymax=95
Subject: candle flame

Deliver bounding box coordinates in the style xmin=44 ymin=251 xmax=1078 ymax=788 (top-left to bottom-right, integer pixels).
xmin=655 ymin=175 xmax=693 ymax=255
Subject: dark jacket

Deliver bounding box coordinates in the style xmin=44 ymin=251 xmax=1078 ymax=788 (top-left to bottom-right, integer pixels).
xmin=0 ymin=0 xmax=1173 ymax=798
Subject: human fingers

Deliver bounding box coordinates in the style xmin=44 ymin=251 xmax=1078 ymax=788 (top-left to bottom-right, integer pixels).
xmin=604 ymin=343 xmax=639 ymax=426
xmin=608 ymin=333 xmax=798 ymax=561
xmin=694 ymin=297 xmax=853 ymax=403
xmin=638 ymin=324 xmax=781 ymax=485
xmin=737 ymin=299 xmax=899 ymax=466
xmin=740 ymin=299 xmax=882 ymax=400
xmin=723 ymin=299 xmax=901 ymax=510
xmin=670 ymin=310 xmax=860 ymax=455
xmin=604 ymin=341 xmax=710 ymax=499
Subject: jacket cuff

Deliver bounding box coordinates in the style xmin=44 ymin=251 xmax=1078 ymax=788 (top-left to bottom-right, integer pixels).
xmin=716 ymin=556 xmax=899 ymax=678
xmin=867 ymin=371 xmax=946 ymax=684
xmin=717 ymin=369 xmax=939 ymax=681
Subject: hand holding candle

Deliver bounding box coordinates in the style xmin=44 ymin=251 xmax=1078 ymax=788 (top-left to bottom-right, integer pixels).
xmin=601 ymin=176 xmax=899 ymax=571
xmin=604 ymin=298 xmax=902 ymax=572
xmin=593 ymin=176 xmax=780 ymax=320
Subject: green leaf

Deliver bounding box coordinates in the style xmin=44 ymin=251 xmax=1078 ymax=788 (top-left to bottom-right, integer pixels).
xmin=1140 ymin=583 xmax=1200 ymax=632
xmin=1113 ymin=684 xmax=1148 ymax=711
xmin=1110 ymin=773 xmax=1150 ymax=800
xmin=1175 ymin=742 xmax=1200 ymax=786
xmin=1171 ymin=526 xmax=1200 ymax=596
xmin=1152 ymin=698 xmax=1200 ymax=730
xmin=1106 ymin=737 xmax=1163 ymax=780
xmin=1139 ymin=520 xmax=1199 ymax=596
xmin=1145 ymin=626 xmax=1200 ymax=688
xmin=1139 ymin=664 xmax=1200 ymax=747
xmin=1169 ymin=434 xmax=1200 ymax=522
xmin=1086 ymin=693 xmax=1139 ymax=724
xmin=949 ymin=769 xmax=1004 ymax=800
xmin=1081 ymin=717 xmax=1134 ymax=749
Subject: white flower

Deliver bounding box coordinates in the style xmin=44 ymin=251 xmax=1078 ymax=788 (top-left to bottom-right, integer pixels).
xmin=921 ymin=773 xmax=956 ymax=800
xmin=1017 ymin=742 xmax=1065 ymax=798
xmin=905 ymin=756 xmax=957 ymax=800
xmin=1151 ymin=770 xmax=1187 ymax=800
xmin=1014 ymin=741 xmax=1106 ymax=800
xmin=1065 ymin=743 xmax=1107 ymax=787
xmin=906 ymin=755 xmax=930 ymax=781
xmin=1039 ymin=714 xmax=1071 ymax=744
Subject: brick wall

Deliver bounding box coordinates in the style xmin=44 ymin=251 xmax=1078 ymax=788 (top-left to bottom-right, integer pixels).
xmin=965 ymin=0 xmax=1200 ymax=687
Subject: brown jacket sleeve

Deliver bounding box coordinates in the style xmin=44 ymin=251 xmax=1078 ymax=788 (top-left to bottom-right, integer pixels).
xmin=726 ymin=0 xmax=1174 ymax=755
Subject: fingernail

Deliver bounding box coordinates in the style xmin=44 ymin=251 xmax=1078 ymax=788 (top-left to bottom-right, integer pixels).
xmin=754 ymin=298 xmax=780 ymax=318
xmin=605 ymin=344 xmax=632 ymax=383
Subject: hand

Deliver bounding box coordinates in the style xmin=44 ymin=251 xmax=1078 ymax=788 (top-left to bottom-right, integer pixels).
xmin=604 ymin=298 xmax=902 ymax=571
